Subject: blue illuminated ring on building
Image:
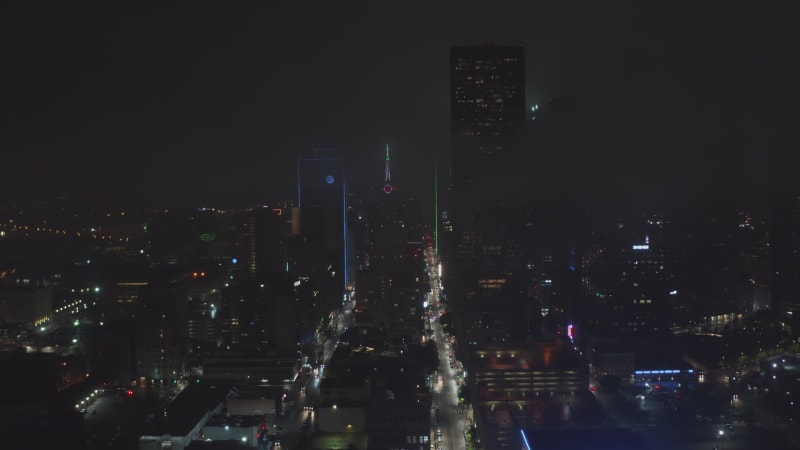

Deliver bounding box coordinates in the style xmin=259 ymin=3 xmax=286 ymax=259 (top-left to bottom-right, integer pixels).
xmin=326 ymin=175 xmax=335 ymax=184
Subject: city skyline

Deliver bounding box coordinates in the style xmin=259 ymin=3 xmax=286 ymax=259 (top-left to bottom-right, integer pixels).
xmin=4 ymin=4 xmax=800 ymax=448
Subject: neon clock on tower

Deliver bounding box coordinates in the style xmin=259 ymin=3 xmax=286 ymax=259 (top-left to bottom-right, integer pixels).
xmin=383 ymin=184 xmax=394 ymax=194
xmin=325 ymin=175 xmax=335 ymax=185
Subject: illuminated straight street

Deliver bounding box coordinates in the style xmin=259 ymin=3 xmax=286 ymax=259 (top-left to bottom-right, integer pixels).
xmin=431 ymin=318 xmax=467 ymax=450
xmin=280 ymin=295 xmax=355 ymax=449
xmin=426 ymin=246 xmax=467 ymax=450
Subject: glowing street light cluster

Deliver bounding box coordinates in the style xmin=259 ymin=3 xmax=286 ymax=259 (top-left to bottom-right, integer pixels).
xmin=74 ymin=388 xmax=101 ymax=412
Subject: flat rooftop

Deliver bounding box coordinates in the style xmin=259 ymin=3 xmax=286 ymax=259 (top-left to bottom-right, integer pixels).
xmin=163 ymin=381 xmax=231 ymax=436
xmin=470 ymin=342 xmax=586 ymax=371
xmin=478 ymin=390 xmax=609 ymax=430
xmin=307 ymin=432 xmax=368 ymax=450
xmin=205 ymin=414 xmax=263 ymax=428
xmin=521 ymin=427 xmax=651 ymax=450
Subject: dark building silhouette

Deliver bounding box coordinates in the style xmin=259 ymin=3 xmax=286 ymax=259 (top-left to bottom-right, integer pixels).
xmin=578 ymin=215 xmax=674 ymax=337
xmin=135 ymin=274 xmax=189 ymax=384
xmin=293 ymin=150 xmax=349 ymax=323
xmin=0 ymin=351 xmax=87 ymax=449
xmin=445 ymin=44 xmax=527 ymax=326
xmin=356 ymin=146 xmax=428 ymax=331
xmin=218 ymin=279 xmax=298 ymax=357
xmin=89 ymin=318 xmax=136 ymax=384
xmin=771 ymin=194 xmax=800 ymax=338
xmin=0 ymin=285 xmax=52 ymax=326
xmin=144 ymin=211 xmax=195 ymax=267
xmin=237 ymin=205 xmax=288 ymax=281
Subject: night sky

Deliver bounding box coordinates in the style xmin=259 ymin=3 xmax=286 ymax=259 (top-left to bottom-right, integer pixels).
xmin=2 ymin=1 xmax=798 ymax=209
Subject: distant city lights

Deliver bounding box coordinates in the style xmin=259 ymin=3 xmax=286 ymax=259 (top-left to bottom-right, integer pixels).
xmin=635 ymin=369 xmax=693 ymax=375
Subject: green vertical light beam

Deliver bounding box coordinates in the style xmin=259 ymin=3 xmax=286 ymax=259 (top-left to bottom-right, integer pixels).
xmin=434 ymin=162 xmax=439 ymax=255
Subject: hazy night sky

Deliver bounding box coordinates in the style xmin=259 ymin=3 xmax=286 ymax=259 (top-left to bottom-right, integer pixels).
xmin=2 ymin=1 xmax=798 ymax=209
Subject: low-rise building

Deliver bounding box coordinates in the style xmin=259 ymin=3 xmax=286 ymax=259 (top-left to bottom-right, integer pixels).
xmin=466 ymin=341 xmax=600 ymax=450
xmin=0 ymin=285 xmax=53 ymax=326
xmin=520 ymin=427 xmax=650 ymax=450
xmin=139 ymin=381 xmax=231 ymax=450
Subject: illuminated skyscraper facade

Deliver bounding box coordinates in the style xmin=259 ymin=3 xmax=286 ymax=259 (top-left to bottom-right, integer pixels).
xmin=450 ymin=43 xmax=526 ymax=194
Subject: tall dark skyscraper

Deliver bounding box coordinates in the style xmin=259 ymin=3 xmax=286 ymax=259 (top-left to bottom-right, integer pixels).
xmin=295 ymin=150 xmax=349 ymax=319
xmin=240 ymin=205 xmax=287 ymax=281
xmin=449 ymin=43 xmax=526 ymax=195
xmin=364 ymin=145 xmax=417 ymax=328
xmin=445 ymin=44 xmax=527 ymax=318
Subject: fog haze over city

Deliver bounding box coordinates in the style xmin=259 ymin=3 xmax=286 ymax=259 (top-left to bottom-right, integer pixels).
xmin=2 ymin=1 xmax=798 ymax=208
xmin=2 ymin=2 xmax=800 ymax=450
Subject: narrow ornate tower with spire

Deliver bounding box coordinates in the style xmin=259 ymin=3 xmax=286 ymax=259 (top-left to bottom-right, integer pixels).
xmin=383 ymin=144 xmax=394 ymax=195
